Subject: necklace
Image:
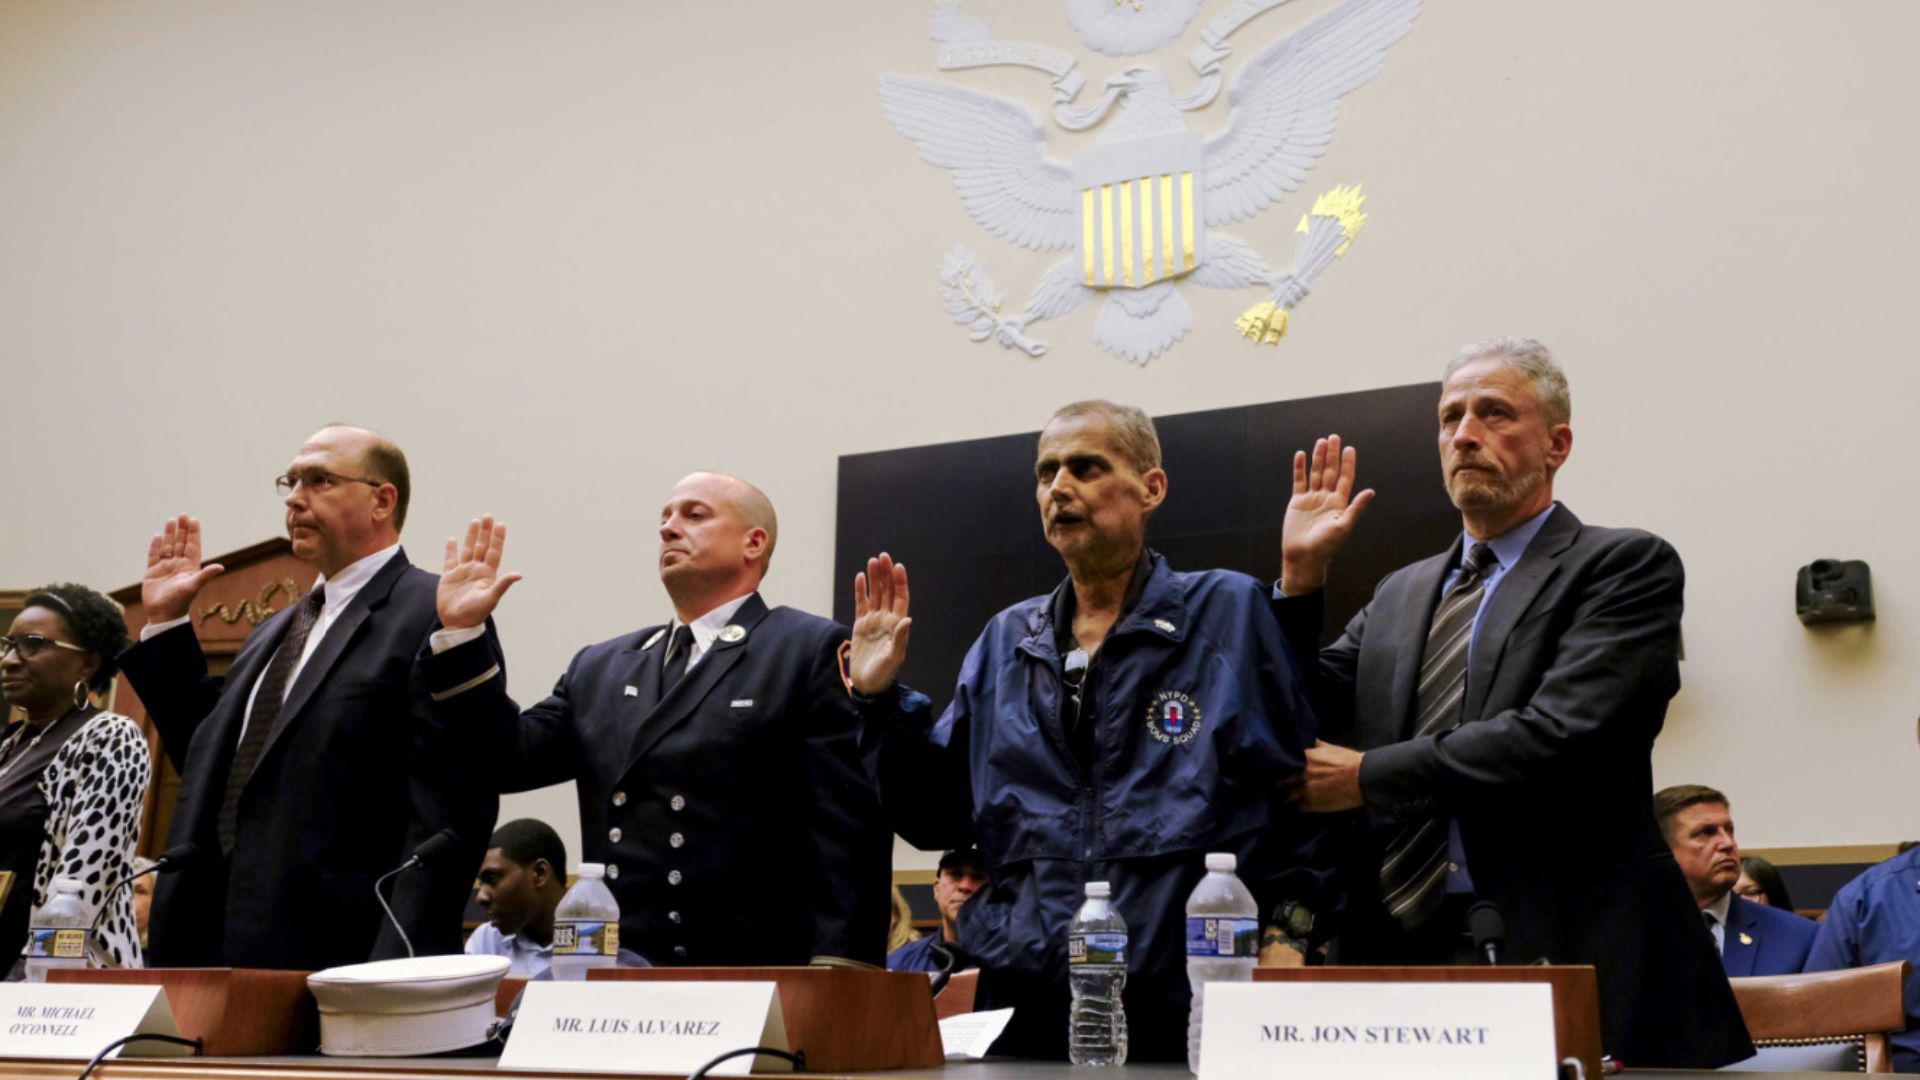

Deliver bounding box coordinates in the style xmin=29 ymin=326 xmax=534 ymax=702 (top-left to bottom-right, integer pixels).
xmin=0 ymin=707 xmax=86 ymax=783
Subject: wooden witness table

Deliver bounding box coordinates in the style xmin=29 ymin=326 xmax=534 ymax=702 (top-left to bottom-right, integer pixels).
xmin=0 ymin=1059 xmax=1874 ymax=1079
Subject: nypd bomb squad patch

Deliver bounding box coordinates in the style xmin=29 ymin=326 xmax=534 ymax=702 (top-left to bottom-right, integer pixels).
xmin=1146 ymin=690 xmax=1203 ymax=745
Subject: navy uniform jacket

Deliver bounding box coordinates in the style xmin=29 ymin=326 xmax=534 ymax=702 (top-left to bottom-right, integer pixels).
xmin=1721 ymin=893 xmax=1816 ymax=977
xmin=118 ymin=551 xmax=498 ymax=969
xmin=1274 ymin=505 xmax=1752 ymax=1069
xmin=862 ymin=551 xmax=1328 ymax=1061
xmin=424 ymin=592 xmax=890 ymax=967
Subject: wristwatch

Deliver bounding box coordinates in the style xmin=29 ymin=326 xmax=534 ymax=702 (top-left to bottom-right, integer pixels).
xmin=1272 ymin=900 xmax=1315 ymax=946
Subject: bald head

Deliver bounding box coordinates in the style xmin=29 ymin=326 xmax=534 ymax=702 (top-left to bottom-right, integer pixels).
xmin=658 ymin=472 xmax=781 ymax=621
xmin=308 ymin=423 xmax=412 ymax=530
xmin=676 ymin=471 xmax=778 ymax=572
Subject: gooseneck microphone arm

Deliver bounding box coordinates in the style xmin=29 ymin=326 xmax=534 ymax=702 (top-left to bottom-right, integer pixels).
xmin=374 ymin=828 xmax=462 ymax=960
xmin=85 ymin=842 xmax=198 ymax=954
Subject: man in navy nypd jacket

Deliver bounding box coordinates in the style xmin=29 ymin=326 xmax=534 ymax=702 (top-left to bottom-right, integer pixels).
xmin=849 ymin=400 xmax=1332 ymax=1061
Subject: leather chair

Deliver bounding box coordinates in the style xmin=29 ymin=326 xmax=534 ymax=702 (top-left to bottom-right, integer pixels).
xmin=1728 ymin=960 xmax=1910 ymax=1072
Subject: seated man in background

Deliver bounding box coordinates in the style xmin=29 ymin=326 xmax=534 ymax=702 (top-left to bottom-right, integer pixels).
xmin=1803 ymin=842 xmax=1920 ymax=1072
xmin=887 ymin=848 xmax=989 ymax=973
xmin=466 ymin=819 xmax=570 ymax=977
xmin=130 ymin=856 xmax=157 ymax=954
xmin=1654 ymin=785 xmax=1813 ymax=976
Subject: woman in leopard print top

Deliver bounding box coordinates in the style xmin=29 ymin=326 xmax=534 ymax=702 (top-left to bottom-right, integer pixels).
xmin=0 ymin=584 xmax=150 ymax=970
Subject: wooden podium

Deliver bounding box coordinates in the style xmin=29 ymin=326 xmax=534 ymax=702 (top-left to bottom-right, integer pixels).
xmin=1254 ymin=965 xmax=1602 ymax=1078
xmin=589 ymin=966 xmax=944 ymax=1071
xmin=48 ymin=968 xmax=318 ymax=1056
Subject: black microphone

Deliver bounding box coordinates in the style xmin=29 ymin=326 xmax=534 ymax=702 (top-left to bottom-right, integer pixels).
xmin=86 ymin=843 xmax=199 ymax=952
xmin=374 ymin=829 xmax=463 ymax=959
xmin=1467 ymin=900 xmax=1506 ymax=965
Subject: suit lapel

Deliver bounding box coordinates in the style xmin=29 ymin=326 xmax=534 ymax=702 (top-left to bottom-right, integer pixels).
xmin=1463 ymin=506 xmax=1579 ymax=721
xmin=1387 ymin=546 xmax=1459 ymax=740
xmin=253 ymin=550 xmax=410 ymax=772
xmin=625 ymin=593 xmax=768 ymax=770
xmin=1722 ymin=897 xmax=1759 ymax=977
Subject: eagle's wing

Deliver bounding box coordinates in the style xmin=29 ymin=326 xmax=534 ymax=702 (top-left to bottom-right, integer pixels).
xmin=879 ymin=75 xmax=1080 ymax=252
xmin=1202 ymin=0 xmax=1420 ymax=227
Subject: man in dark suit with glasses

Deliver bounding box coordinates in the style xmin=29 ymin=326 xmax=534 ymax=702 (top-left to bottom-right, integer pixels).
xmin=122 ymin=424 xmax=497 ymax=970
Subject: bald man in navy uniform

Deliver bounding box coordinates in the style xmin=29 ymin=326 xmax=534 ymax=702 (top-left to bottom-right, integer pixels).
xmin=423 ymin=474 xmax=889 ymax=967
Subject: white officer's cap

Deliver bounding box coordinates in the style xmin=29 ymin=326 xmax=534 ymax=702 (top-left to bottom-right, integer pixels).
xmin=307 ymin=955 xmax=511 ymax=1056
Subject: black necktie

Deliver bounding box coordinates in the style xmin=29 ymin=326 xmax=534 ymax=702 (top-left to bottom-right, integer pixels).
xmin=662 ymin=624 xmax=693 ymax=691
xmin=1378 ymin=543 xmax=1496 ymax=929
xmin=217 ymin=584 xmax=325 ymax=854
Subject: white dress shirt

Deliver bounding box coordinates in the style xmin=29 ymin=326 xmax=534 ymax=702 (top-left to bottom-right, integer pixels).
xmin=143 ymin=543 xmax=403 ymax=742
xmin=665 ymin=593 xmax=753 ymax=671
xmin=1703 ymin=888 xmax=1733 ymax=954
xmin=465 ymin=921 xmax=554 ymax=978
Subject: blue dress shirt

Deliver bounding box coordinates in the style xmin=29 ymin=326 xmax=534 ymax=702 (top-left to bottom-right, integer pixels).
xmin=1803 ymin=845 xmax=1920 ymax=1072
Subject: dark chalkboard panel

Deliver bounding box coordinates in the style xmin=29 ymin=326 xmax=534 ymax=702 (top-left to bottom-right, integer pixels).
xmin=833 ymin=383 xmax=1462 ymax=714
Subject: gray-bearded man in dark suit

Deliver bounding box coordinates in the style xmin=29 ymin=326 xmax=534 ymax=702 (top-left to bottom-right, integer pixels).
xmin=423 ymin=473 xmax=890 ymax=968
xmin=1272 ymin=337 xmax=1753 ymax=1069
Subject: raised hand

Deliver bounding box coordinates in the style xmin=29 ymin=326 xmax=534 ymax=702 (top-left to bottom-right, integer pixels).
xmin=143 ymin=515 xmax=226 ymax=624
xmin=1280 ymin=434 xmax=1376 ymax=595
xmin=438 ymin=516 xmax=523 ymax=630
xmin=849 ymin=552 xmax=912 ymax=696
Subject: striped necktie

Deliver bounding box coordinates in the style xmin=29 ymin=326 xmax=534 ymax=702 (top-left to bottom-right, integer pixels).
xmin=217 ymin=584 xmax=325 ymax=854
xmin=1379 ymin=542 xmax=1496 ymax=929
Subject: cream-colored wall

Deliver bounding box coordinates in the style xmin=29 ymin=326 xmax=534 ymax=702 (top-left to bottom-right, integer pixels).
xmin=2 ymin=1 xmax=1915 ymax=873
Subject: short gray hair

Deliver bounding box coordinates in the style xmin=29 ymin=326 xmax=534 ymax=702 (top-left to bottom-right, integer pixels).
xmin=1444 ymin=337 xmax=1571 ymax=428
xmin=1045 ymin=400 xmax=1162 ymax=474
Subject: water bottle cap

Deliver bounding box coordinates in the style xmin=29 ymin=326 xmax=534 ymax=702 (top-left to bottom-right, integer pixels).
xmin=576 ymin=863 xmax=606 ymax=879
xmin=1084 ymin=881 xmax=1111 ymax=898
xmin=1204 ymin=853 xmax=1237 ymax=872
xmin=51 ymin=877 xmax=84 ymax=894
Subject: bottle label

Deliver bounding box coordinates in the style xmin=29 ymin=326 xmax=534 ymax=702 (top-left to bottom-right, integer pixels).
xmin=552 ymin=919 xmax=620 ymax=956
xmin=1068 ymin=931 xmax=1128 ymax=965
xmin=1185 ymin=916 xmax=1259 ymax=958
xmin=26 ymin=928 xmax=88 ymax=960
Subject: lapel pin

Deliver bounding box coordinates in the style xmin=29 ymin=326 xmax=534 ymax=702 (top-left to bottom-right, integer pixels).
xmin=1153 ymin=618 xmax=1177 ymax=634
xmin=624 ymin=685 xmax=638 ymax=697
xmin=641 ymin=629 xmax=665 ymax=651
xmin=1738 ymin=932 xmax=1753 ymax=946
xmin=718 ymin=625 xmax=746 ymax=644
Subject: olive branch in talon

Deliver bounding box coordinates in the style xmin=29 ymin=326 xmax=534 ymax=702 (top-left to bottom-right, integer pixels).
xmin=939 ymin=245 xmax=1048 ymax=357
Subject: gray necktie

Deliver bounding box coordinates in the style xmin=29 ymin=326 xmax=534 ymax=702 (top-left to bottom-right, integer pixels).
xmin=1379 ymin=543 xmax=1495 ymax=930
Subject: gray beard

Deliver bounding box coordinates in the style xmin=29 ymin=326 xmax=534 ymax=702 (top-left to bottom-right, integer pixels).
xmin=1448 ymin=465 xmax=1547 ymax=511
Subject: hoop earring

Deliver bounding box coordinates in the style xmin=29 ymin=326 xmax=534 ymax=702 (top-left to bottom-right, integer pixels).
xmin=72 ymin=680 xmax=91 ymax=710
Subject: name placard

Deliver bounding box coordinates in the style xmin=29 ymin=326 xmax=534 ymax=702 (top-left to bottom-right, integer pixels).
xmin=0 ymin=984 xmax=189 ymax=1060
xmin=1198 ymin=982 xmax=1556 ymax=1080
xmin=499 ymin=980 xmax=789 ymax=1075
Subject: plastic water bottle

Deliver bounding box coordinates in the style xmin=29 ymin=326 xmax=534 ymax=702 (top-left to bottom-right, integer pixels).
xmin=549 ymin=863 xmax=620 ymax=981
xmin=1185 ymin=853 xmax=1259 ymax=1074
xmin=1067 ymin=880 xmax=1128 ymax=1066
xmin=24 ymin=877 xmax=92 ymax=983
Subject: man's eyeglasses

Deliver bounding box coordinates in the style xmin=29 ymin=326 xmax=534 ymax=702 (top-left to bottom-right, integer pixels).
xmin=0 ymin=634 xmax=90 ymax=661
xmin=273 ymin=469 xmax=385 ymax=497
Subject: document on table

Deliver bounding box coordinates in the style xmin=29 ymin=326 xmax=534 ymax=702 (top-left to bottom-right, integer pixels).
xmin=939 ymin=1008 xmax=1015 ymax=1059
